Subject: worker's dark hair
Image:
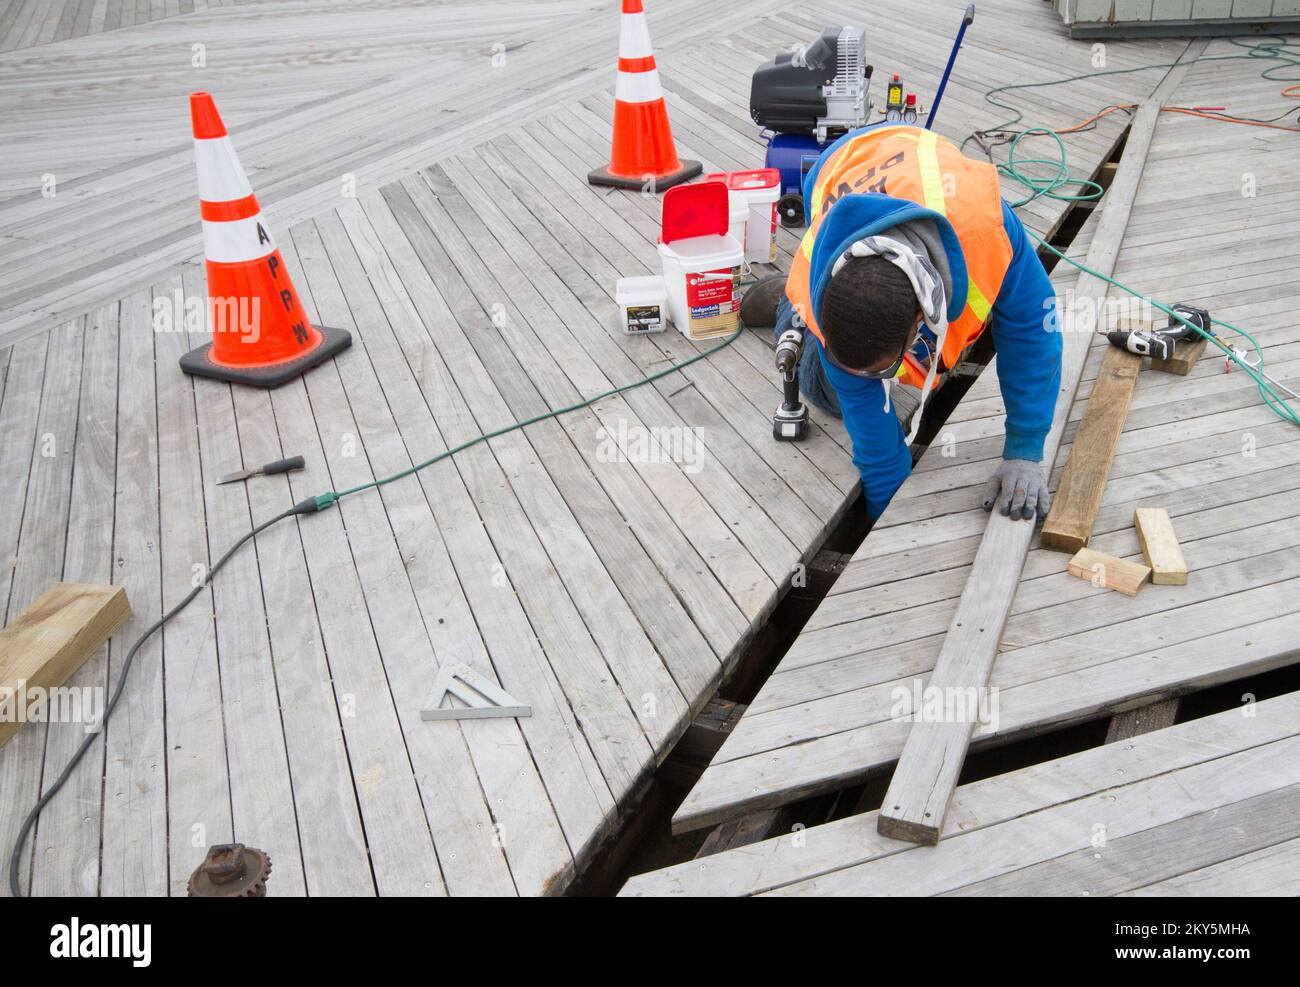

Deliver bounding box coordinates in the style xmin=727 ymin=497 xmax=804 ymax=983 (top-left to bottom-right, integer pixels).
xmin=820 ymin=255 xmax=920 ymax=371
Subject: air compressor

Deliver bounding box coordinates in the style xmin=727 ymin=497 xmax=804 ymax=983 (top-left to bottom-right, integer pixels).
xmin=759 ymin=6 xmax=977 ymax=443
xmin=749 ymin=5 xmax=974 ymax=229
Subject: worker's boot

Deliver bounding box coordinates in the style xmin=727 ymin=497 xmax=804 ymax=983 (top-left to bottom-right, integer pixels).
xmin=739 ymin=274 xmax=788 ymax=329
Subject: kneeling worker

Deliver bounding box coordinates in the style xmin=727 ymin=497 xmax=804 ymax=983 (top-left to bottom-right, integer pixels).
xmin=742 ymin=124 xmax=1063 ymax=523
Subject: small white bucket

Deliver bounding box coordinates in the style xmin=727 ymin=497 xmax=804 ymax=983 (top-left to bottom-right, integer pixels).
xmin=731 ymin=176 xmax=781 ymax=266
xmin=726 ymin=195 xmax=749 ymax=258
xmin=615 ymin=275 xmax=668 ymax=334
xmin=657 ymin=233 xmax=744 ymax=340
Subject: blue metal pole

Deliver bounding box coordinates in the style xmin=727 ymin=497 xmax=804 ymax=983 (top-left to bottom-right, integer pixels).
xmin=926 ymin=4 xmax=975 ymax=130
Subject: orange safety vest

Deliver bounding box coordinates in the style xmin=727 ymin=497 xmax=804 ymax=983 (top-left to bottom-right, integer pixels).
xmin=786 ymin=126 xmax=1013 ymax=388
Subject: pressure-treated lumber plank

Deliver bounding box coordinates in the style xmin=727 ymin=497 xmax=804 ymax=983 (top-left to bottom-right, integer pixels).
xmin=1067 ymin=547 xmax=1152 ymax=597
xmin=0 ymin=583 xmax=128 ymax=748
xmin=1039 ymin=344 xmax=1144 ymax=553
xmin=1134 ymin=506 xmax=1188 ymax=584
xmin=876 ymin=86 xmax=1191 ymax=846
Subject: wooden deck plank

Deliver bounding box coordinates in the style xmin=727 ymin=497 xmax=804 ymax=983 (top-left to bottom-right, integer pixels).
xmin=187 ymin=337 xmax=310 ymax=896
xmin=292 ymin=216 xmax=588 ymax=894
xmin=623 ymin=692 xmax=1300 ymax=896
xmin=350 ymin=189 xmax=700 ymax=739
xmin=362 ymin=186 xmax=724 ymax=704
xmin=775 ymin=735 xmax=1300 ymax=895
xmin=97 ymin=290 xmax=167 ymax=895
xmin=29 ymin=304 xmax=119 ymax=896
xmin=280 ymin=226 xmax=528 ymax=896
xmin=332 ymin=196 xmax=666 ymax=788
xmin=944 ymin=784 xmax=1300 ymax=896
xmin=1119 ymin=837 xmax=1300 ymax=897
xmin=0 ymin=320 xmax=84 ymax=894
xmin=151 ymin=269 xmax=236 ymax=897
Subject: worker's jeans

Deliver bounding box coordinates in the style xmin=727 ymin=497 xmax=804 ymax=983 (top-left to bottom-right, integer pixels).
xmin=773 ymin=296 xmax=922 ymax=425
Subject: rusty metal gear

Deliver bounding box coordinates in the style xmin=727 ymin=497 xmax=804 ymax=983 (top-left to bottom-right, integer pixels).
xmin=187 ymin=843 xmax=272 ymax=897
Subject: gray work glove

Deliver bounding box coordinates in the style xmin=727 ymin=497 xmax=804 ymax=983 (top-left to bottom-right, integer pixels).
xmin=981 ymin=458 xmax=1050 ymax=521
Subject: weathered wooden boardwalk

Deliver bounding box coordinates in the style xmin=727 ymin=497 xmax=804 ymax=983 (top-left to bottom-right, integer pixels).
xmin=652 ymin=39 xmax=1300 ymax=893
xmin=1 ymin=0 xmax=1284 ymax=897
xmin=625 ymin=693 xmax=1300 ymax=895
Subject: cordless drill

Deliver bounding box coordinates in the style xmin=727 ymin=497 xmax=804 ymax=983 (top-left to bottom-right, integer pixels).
xmin=773 ymin=325 xmax=809 ymax=441
xmin=1107 ymin=303 xmax=1211 ymax=361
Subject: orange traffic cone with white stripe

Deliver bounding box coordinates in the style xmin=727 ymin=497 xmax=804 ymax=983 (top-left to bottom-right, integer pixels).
xmin=588 ymin=0 xmax=700 ymax=190
xmin=179 ymin=91 xmax=351 ymax=388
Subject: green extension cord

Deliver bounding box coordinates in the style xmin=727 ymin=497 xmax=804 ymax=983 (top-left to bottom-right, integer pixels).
xmin=962 ymin=36 xmax=1300 ymax=426
xmin=1029 ymin=234 xmax=1300 ymax=427
xmin=966 ymin=37 xmax=1300 ymax=207
xmin=308 ymin=325 xmax=745 ymax=511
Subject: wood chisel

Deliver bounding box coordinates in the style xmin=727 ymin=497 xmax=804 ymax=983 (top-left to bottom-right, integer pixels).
xmin=217 ymin=455 xmax=305 ymax=485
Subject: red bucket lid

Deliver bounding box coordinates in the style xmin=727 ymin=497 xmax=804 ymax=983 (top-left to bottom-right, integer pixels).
xmin=661 ymin=180 xmax=729 ymax=243
xmin=703 ymin=168 xmax=780 ymax=191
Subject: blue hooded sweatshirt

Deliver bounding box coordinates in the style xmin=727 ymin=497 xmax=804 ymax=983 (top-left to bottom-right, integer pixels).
xmin=800 ymin=132 xmax=1062 ymax=520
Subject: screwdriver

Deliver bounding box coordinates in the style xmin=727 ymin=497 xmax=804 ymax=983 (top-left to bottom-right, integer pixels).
xmin=217 ymin=455 xmax=305 ymax=485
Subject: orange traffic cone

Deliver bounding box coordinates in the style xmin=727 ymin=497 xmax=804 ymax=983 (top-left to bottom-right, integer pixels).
xmin=588 ymin=0 xmax=700 ymax=190
xmin=179 ymin=92 xmax=351 ymax=388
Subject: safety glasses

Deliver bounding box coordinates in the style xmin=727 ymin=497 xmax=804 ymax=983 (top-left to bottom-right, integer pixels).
xmin=823 ymin=319 xmax=919 ymax=380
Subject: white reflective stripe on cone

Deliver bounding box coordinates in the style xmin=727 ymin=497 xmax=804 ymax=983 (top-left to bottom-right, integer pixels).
xmin=201 ymin=213 xmax=276 ymax=264
xmin=619 ymin=12 xmax=654 ymax=58
xmin=194 ymin=137 xmax=254 ymax=203
xmin=615 ymin=69 xmax=664 ymax=104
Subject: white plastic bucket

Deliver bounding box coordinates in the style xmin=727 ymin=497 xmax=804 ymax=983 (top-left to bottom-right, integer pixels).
xmin=726 ymin=195 xmax=748 ymax=257
xmin=615 ymin=275 xmax=668 ymax=334
xmin=657 ymin=233 xmax=744 ymax=340
xmin=730 ymin=175 xmax=780 ymax=265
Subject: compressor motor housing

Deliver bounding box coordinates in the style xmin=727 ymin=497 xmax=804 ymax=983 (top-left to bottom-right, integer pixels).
xmin=749 ymin=26 xmax=873 ymax=144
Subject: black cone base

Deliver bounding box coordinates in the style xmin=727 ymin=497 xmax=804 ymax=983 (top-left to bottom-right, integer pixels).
xmin=588 ymin=158 xmax=702 ymax=191
xmin=179 ymin=324 xmax=352 ymax=389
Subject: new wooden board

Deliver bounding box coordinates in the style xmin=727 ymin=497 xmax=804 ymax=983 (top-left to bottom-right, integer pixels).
xmin=1040 ymin=344 xmax=1144 ymax=553
xmin=1135 ymin=507 xmax=1189 ymax=585
xmin=0 ymin=582 xmax=129 ymax=748
xmin=1067 ymin=547 xmax=1152 ymax=597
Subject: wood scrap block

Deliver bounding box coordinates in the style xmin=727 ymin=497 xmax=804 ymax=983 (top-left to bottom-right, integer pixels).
xmin=1040 ymin=345 xmax=1143 ymax=553
xmin=1150 ymin=334 xmax=1209 ymax=376
xmin=1067 ymin=548 xmax=1151 ymax=597
xmin=0 ymin=583 xmax=130 ymax=748
xmin=1111 ymin=317 xmax=1208 ymax=376
xmin=1135 ymin=507 xmax=1189 ymax=585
